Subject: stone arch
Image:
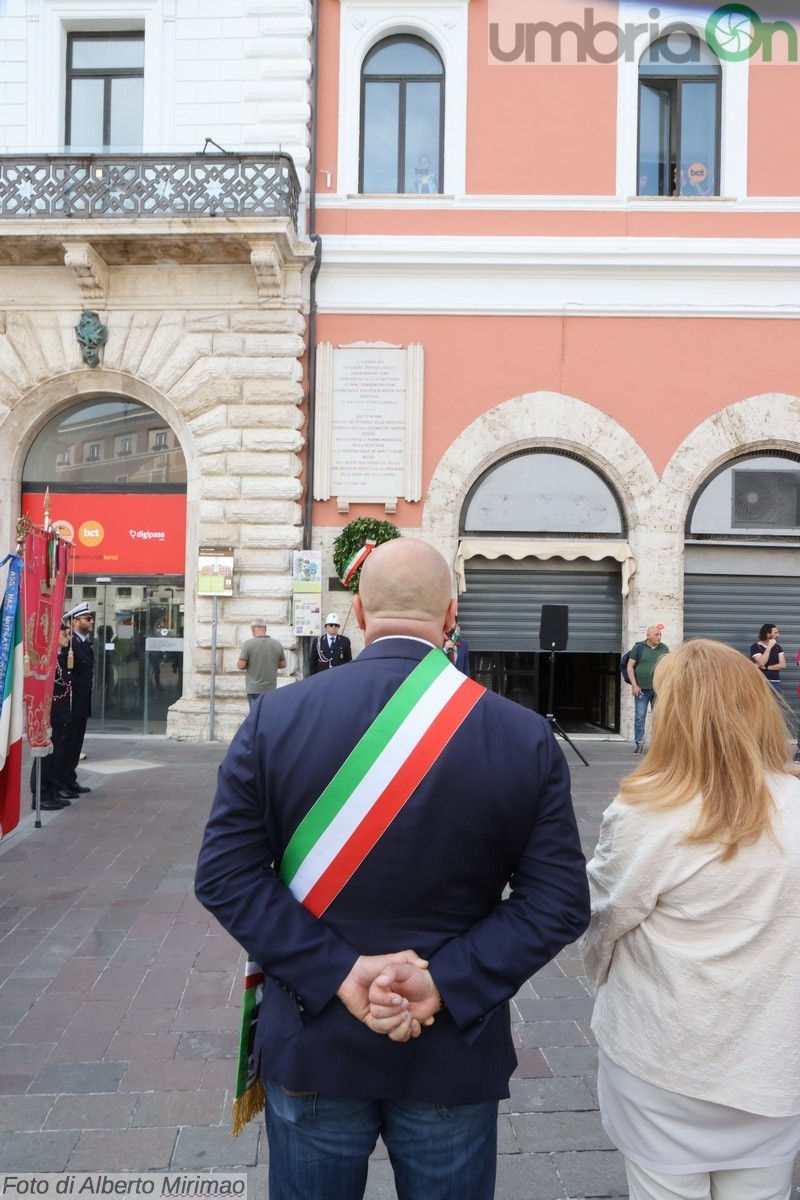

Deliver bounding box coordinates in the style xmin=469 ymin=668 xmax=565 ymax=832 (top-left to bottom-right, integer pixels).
xmin=422 ymin=390 xmax=658 ymax=553
xmin=661 ymin=393 xmax=800 ymax=530
xmin=0 ymin=369 xmax=197 ymax=555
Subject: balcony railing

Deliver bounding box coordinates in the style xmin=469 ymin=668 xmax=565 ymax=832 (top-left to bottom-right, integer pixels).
xmin=0 ymin=153 xmax=300 ymax=229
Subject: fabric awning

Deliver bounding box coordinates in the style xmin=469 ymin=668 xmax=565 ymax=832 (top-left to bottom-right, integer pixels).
xmin=455 ymin=538 xmax=636 ymax=597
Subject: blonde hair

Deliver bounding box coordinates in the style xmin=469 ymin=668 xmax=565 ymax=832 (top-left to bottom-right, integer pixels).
xmin=618 ymin=638 xmax=798 ymax=860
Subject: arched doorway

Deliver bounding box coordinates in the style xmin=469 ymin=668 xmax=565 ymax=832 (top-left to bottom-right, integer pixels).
xmin=685 ymin=451 xmax=800 ymax=706
xmin=456 ymin=450 xmax=630 ymax=731
xmin=21 ymin=396 xmax=188 ymax=734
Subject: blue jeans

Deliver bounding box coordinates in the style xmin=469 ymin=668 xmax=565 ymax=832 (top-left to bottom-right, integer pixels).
xmin=264 ymin=1079 xmax=498 ymax=1200
xmin=634 ymin=689 xmax=655 ymax=744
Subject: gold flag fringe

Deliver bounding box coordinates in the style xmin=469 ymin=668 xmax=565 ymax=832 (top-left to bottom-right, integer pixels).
xmin=231 ymin=1078 xmax=265 ymax=1137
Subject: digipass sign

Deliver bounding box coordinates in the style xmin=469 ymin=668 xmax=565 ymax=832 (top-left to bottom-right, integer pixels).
xmin=21 ymin=492 xmax=186 ymax=576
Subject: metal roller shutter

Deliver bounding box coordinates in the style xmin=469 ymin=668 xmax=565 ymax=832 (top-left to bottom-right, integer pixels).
xmin=459 ymin=565 xmax=622 ymax=654
xmin=684 ymin=574 xmax=800 ymax=706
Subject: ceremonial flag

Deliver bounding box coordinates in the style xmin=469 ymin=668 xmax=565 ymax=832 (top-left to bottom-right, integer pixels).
xmin=0 ymin=554 xmax=24 ymax=838
xmin=22 ymin=529 xmax=69 ymax=755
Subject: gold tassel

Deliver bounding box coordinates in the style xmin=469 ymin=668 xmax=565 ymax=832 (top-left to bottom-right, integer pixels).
xmin=23 ymin=653 xmax=30 ymax=677
xmin=230 ymin=1079 xmax=265 ymax=1138
xmin=67 ymin=647 xmax=74 ymax=669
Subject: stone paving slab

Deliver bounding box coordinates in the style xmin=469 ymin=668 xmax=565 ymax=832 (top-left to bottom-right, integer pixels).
xmin=0 ymin=735 xmax=797 ymax=1197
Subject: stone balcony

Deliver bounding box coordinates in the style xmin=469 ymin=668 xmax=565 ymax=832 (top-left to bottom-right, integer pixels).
xmin=0 ymin=152 xmax=307 ymax=302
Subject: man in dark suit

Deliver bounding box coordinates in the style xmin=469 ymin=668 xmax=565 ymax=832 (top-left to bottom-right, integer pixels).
xmin=58 ymin=601 xmax=94 ymax=799
xmin=195 ymin=539 xmax=589 ymax=1200
xmin=308 ymin=611 xmax=352 ymax=674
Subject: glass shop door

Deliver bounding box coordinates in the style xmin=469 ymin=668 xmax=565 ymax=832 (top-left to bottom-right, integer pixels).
xmin=79 ymin=578 xmax=185 ymax=735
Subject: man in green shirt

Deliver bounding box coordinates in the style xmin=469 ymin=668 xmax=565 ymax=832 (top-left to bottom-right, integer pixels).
xmin=627 ymin=626 xmax=669 ymax=755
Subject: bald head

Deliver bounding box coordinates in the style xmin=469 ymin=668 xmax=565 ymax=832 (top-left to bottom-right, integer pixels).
xmin=354 ymin=539 xmax=456 ymax=645
xmin=646 ymin=625 xmax=663 ymax=647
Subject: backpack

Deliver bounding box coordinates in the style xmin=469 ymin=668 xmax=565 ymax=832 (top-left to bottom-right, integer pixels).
xmin=620 ymin=641 xmax=645 ymax=685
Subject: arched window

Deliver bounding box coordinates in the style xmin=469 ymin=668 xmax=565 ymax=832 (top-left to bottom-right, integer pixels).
xmin=359 ymin=36 xmax=444 ymax=195
xmin=461 ymin=450 xmax=625 ymax=536
xmin=638 ymin=31 xmax=721 ymax=197
xmin=687 ymin=453 xmax=800 ymax=539
xmin=23 ymin=398 xmax=186 ymax=487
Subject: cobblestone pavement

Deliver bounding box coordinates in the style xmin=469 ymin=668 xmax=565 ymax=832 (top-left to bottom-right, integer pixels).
xmin=0 ymin=734 xmax=796 ymax=1198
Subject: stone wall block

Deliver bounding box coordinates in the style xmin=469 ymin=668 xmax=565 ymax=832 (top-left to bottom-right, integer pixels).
xmin=236 ymin=575 xmax=294 ymax=599
xmin=138 ymin=313 xmax=188 ymax=382
xmin=194 ymin=523 xmax=240 ymax=547
xmin=212 ymin=334 xmax=247 ymax=356
xmin=240 ymin=476 xmax=303 ymax=500
xmin=194 ymin=427 xmax=243 ymax=454
xmin=202 ymin=476 xmax=242 ymax=500
xmin=233 ymin=548 xmax=292 ymax=573
xmin=236 ymin=383 xmax=304 ymax=409
xmin=197 ymin=453 xmax=230 ymax=476
xmin=153 ymin=333 xmax=215 ymax=395
xmin=247 ymin=473 xmax=304 ymax=501
xmin=227 ymin=500 xmax=301 ymax=524
xmin=198 ymin=499 xmax=229 ymax=524
xmin=0 ymin=326 xmax=35 ymax=393
xmin=225 ymin=450 xmax=300 ymax=477
xmin=247 ymin=408 xmax=305 ymax=437
xmin=119 ymin=312 xmax=163 ymax=376
xmin=186 ymin=313 xmax=230 ymax=334
xmin=229 ymin=432 xmax=303 ymax=462
xmin=230 ymin=309 xmax=306 ymax=336
xmin=169 ymin=356 xmax=298 ymax=403
xmin=243 ymin=333 xmax=306 ymax=358
xmin=30 ymin=312 xmax=70 ymax=379
xmin=188 ymin=407 xmax=230 ymax=437
xmin=204 ymin=599 xmax=288 ymax=627
xmin=249 ymin=14 xmax=313 ymax=37
xmin=7 ymin=313 xmax=55 ymax=385
xmin=240 ymin=525 xmax=304 ymax=550
xmin=178 ymin=380 xmax=244 ymax=418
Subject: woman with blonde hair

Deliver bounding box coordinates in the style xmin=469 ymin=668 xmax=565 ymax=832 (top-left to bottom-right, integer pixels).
xmin=582 ymin=638 xmax=800 ymax=1200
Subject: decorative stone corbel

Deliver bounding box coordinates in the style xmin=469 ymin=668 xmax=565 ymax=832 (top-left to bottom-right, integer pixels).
xmin=63 ymin=242 xmax=109 ymax=303
xmin=249 ymin=238 xmax=285 ymax=301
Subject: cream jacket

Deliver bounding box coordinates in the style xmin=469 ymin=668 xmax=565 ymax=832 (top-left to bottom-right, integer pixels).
xmin=582 ymin=774 xmax=800 ymax=1117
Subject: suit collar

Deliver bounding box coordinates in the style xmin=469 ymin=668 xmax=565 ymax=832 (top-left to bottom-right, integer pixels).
xmin=358 ymin=637 xmax=438 ymax=664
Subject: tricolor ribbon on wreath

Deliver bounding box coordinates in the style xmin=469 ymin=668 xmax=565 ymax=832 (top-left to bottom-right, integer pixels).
xmin=231 ymin=648 xmax=486 ymax=1135
xmin=340 ymin=540 xmax=376 ymax=587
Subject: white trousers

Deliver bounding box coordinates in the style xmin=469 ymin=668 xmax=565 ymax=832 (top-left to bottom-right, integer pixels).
xmin=624 ymin=1157 xmax=793 ymax=1200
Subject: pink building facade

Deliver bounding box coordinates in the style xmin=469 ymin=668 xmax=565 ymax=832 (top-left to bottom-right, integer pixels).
xmin=308 ymin=0 xmax=800 ymax=735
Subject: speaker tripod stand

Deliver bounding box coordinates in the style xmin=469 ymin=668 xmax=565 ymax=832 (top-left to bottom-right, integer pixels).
xmin=545 ymin=646 xmax=590 ymax=767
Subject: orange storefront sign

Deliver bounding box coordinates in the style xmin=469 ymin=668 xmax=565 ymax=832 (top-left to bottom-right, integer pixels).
xmin=22 ymin=492 xmax=187 ymax=576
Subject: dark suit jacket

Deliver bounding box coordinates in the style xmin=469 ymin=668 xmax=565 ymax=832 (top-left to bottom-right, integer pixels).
xmin=195 ymin=637 xmax=589 ymax=1104
xmin=309 ymin=632 xmax=352 ymax=674
xmin=444 ymin=636 xmax=470 ymax=677
xmin=68 ymin=633 xmax=94 ymax=719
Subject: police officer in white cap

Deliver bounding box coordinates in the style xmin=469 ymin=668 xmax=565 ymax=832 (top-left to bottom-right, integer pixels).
xmin=57 ymin=601 xmax=95 ymax=798
xmin=309 ymin=612 xmax=352 ymax=675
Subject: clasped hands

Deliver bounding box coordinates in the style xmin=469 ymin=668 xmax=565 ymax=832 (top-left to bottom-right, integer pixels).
xmin=336 ymin=952 xmax=441 ymax=1043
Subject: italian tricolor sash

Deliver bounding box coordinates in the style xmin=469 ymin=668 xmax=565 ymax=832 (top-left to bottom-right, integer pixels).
xmin=231 ymin=649 xmax=485 ymax=1134
xmin=281 ymin=649 xmax=484 ymax=916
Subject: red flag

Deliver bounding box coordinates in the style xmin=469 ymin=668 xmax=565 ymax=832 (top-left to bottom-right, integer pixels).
xmin=22 ymin=530 xmax=70 ymax=756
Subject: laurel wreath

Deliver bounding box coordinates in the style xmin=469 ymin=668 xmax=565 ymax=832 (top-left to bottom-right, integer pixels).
xmin=332 ymin=518 xmax=401 ymax=593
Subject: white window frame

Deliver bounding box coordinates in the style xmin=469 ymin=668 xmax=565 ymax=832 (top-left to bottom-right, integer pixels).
xmin=28 ymin=0 xmax=171 ymax=153
xmin=337 ymin=0 xmax=468 ymax=200
xmin=616 ymin=3 xmax=748 ymax=201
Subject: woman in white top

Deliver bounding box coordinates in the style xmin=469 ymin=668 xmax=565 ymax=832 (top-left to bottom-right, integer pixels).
xmin=582 ymin=638 xmax=800 ymax=1200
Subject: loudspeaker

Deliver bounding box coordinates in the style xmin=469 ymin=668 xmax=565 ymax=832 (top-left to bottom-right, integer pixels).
xmin=539 ymin=604 xmax=569 ymax=651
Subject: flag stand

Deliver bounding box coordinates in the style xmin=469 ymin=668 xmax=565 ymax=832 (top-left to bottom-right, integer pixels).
xmin=32 ymin=756 xmax=42 ymax=829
